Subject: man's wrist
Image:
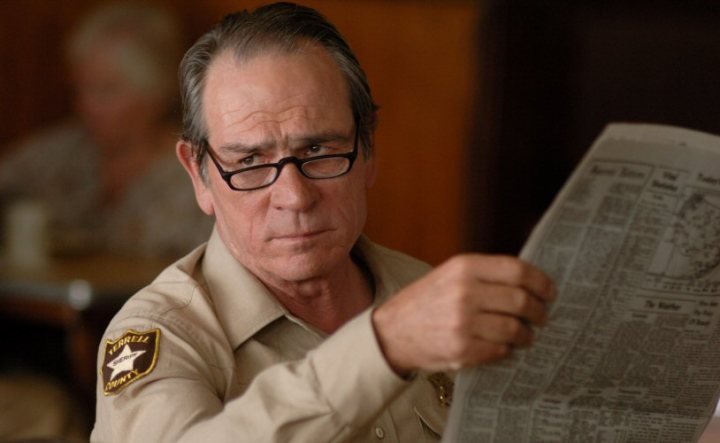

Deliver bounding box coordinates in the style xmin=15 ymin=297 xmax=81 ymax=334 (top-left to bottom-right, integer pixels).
xmin=371 ymin=306 xmax=415 ymax=379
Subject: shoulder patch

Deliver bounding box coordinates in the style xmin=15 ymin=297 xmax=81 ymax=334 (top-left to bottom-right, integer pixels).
xmin=102 ymin=328 xmax=161 ymax=396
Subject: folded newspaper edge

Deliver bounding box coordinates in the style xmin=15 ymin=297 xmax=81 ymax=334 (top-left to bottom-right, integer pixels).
xmin=444 ymin=123 xmax=720 ymax=442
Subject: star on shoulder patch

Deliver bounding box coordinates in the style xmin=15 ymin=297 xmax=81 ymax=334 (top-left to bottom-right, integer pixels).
xmin=102 ymin=328 xmax=160 ymax=396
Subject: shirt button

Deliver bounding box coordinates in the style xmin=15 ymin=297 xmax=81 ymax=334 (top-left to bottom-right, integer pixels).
xmin=374 ymin=426 xmax=385 ymax=439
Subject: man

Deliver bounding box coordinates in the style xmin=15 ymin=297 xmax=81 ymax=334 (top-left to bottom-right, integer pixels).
xmin=92 ymin=3 xmax=555 ymax=442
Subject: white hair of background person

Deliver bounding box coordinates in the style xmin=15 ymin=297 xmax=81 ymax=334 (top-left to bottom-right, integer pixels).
xmin=66 ymin=1 xmax=184 ymax=110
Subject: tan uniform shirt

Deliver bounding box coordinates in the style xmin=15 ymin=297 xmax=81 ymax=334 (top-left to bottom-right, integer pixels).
xmin=91 ymin=230 xmax=450 ymax=442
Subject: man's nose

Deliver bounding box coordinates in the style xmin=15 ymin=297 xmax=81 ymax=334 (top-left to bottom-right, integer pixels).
xmin=269 ymin=163 xmax=318 ymax=210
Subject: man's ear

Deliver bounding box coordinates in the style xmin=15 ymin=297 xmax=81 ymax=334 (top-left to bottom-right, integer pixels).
xmin=176 ymin=140 xmax=215 ymax=216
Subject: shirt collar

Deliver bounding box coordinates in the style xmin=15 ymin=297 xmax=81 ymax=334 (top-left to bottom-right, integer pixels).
xmin=201 ymin=228 xmax=399 ymax=349
xmin=202 ymin=228 xmax=287 ymax=349
xmin=353 ymin=235 xmax=406 ymax=306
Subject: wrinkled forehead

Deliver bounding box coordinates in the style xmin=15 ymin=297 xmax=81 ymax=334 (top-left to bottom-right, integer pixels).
xmin=201 ymin=44 xmax=354 ymax=141
xmin=206 ymin=38 xmax=350 ymax=99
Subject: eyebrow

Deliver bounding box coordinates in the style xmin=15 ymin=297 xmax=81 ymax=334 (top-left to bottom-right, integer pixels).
xmin=216 ymin=130 xmax=353 ymax=154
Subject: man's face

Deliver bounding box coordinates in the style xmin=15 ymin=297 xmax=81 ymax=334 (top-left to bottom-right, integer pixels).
xmin=181 ymin=44 xmax=376 ymax=287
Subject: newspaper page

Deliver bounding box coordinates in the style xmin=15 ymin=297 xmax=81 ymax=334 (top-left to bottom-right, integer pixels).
xmin=444 ymin=123 xmax=720 ymax=442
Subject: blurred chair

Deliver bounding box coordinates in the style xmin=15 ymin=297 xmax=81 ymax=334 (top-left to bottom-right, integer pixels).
xmin=0 ymin=374 xmax=88 ymax=441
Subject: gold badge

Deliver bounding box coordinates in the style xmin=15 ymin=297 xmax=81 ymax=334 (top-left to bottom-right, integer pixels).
xmin=101 ymin=328 xmax=160 ymax=396
xmin=427 ymin=372 xmax=454 ymax=407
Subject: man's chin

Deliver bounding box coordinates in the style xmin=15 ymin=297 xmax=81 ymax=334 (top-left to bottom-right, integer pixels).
xmin=266 ymin=251 xmax=338 ymax=283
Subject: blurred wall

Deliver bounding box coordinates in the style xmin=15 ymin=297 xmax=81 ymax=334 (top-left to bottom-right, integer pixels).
xmin=470 ymin=0 xmax=720 ymax=254
xmin=0 ymin=0 xmax=484 ymax=265
xmin=6 ymin=0 xmax=717 ymax=265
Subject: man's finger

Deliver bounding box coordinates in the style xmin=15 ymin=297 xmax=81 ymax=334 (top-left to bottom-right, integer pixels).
xmin=448 ymin=254 xmax=556 ymax=301
xmin=468 ymin=313 xmax=535 ymax=347
xmin=467 ymin=282 xmax=549 ymax=326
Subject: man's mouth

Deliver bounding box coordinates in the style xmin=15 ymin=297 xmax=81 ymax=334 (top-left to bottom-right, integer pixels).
xmin=272 ymin=230 xmax=329 ymax=241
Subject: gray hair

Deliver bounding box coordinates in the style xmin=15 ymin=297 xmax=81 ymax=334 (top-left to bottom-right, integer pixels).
xmin=67 ymin=1 xmax=184 ymax=109
xmin=179 ymin=2 xmax=378 ymax=175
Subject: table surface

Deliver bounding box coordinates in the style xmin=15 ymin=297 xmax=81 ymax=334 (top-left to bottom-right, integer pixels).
xmin=0 ymin=255 xmax=173 ymax=310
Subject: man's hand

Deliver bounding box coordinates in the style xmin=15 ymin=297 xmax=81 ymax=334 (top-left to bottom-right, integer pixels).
xmin=372 ymin=254 xmax=556 ymax=376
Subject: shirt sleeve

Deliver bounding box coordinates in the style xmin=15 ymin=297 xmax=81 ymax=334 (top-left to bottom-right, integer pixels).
xmin=91 ymin=308 xmax=410 ymax=443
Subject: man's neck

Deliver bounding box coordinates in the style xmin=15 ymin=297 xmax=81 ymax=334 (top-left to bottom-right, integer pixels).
xmin=265 ymin=258 xmax=374 ymax=334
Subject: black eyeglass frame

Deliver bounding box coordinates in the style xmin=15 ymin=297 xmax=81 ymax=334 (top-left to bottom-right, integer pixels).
xmin=203 ymin=121 xmax=360 ymax=191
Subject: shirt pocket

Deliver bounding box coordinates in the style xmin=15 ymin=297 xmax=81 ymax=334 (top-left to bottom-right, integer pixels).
xmin=414 ymin=405 xmax=444 ymax=441
xmin=408 ymin=374 xmax=451 ymax=441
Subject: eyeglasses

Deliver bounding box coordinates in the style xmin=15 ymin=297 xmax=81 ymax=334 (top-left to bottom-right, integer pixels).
xmin=204 ymin=123 xmax=359 ymax=191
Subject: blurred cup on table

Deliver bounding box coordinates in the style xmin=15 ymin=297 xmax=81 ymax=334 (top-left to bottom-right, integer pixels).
xmin=4 ymin=199 xmax=49 ymax=269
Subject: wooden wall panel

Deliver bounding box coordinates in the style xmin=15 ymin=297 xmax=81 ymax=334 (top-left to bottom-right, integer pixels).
xmin=0 ymin=0 xmax=483 ymax=265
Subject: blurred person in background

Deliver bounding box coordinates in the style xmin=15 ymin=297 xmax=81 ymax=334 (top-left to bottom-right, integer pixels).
xmin=0 ymin=1 xmax=212 ymax=259
xmin=0 ymin=2 xmax=211 ymax=441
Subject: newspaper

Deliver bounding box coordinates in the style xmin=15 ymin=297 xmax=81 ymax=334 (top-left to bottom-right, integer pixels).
xmin=444 ymin=123 xmax=720 ymax=442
